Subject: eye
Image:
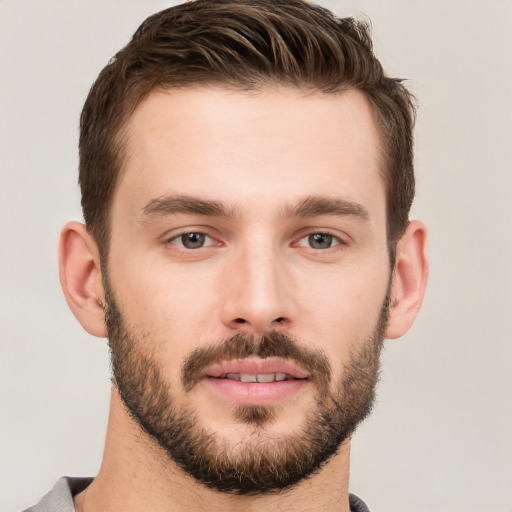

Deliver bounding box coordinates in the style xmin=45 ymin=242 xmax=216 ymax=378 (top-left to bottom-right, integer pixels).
xmin=297 ymin=232 xmax=341 ymax=250
xmin=170 ymin=232 xmax=212 ymax=249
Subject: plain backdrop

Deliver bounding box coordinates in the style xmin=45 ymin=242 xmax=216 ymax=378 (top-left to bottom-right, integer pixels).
xmin=1 ymin=1 xmax=511 ymax=511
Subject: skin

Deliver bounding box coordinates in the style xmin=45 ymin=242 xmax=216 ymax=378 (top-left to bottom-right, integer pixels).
xmin=59 ymin=87 xmax=428 ymax=512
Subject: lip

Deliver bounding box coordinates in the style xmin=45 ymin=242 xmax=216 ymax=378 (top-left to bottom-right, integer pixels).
xmin=201 ymin=358 xmax=310 ymax=380
xmin=198 ymin=358 xmax=310 ymax=406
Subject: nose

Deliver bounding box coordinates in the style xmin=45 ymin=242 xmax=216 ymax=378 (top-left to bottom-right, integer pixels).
xmin=220 ymin=243 xmax=297 ymax=335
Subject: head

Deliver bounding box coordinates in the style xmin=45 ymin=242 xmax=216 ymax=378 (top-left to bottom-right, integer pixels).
xmin=79 ymin=0 xmax=416 ymax=264
xmin=61 ymin=0 xmax=428 ymax=497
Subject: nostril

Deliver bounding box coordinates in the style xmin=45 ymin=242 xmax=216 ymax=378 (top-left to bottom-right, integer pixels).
xmin=234 ymin=318 xmax=246 ymax=324
xmin=273 ymin=317 xmax=285 ymax=324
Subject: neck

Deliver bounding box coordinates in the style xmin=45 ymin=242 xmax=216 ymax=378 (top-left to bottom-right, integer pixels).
xmin=75 ymin=389 xmax=353 ymax=512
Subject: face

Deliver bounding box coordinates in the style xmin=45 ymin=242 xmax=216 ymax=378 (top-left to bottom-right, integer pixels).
xmin=105 ymin=87 xmax=391 ymax=493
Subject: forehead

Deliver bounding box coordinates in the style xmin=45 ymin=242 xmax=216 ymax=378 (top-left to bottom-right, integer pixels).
xmin=115 ymin=86 xmax=385 ymax=222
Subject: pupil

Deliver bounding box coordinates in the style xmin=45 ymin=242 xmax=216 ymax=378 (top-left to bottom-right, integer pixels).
xmin=182 ymin=233 xmax=205 ymax=249
xmin=309 ymin=233 xmax=332 ymax=249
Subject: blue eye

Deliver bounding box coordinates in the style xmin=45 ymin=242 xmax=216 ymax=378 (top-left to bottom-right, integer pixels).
xmin=171 ymin=232 xmax=211 ymax=249
xmin=308 ymin=233 xmax=334 ymax=249
xmin=297 ymin=232 xmax=341 ymax=250
xmin=181 ymin=233 xmax=206 ymax=249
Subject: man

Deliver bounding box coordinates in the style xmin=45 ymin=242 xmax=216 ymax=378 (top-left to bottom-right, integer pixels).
xmin=25 ymin=0 xmax=428 ymax=510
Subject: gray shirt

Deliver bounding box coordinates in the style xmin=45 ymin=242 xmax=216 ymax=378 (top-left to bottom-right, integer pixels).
xmin=23 ymin=476 xmax=371 ymax=512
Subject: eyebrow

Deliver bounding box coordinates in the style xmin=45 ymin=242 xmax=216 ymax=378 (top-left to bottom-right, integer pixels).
xmin=141 ymin=195 xmax=235 ymax=220
xmin=285 ymin=196 xmax=370 ymax=221
xmin=140 ymin=194 xmax=370 ymax=222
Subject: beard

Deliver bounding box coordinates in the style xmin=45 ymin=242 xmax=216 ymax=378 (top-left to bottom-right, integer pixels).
xmin=104 ymin=283 xmax=388 ymax=495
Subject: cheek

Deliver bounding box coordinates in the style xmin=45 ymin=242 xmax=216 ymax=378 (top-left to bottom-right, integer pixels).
xmin=109 ymin=253 xmax=222 ymax=350
xmin=294 ymin=260 xmax=389 ymax=366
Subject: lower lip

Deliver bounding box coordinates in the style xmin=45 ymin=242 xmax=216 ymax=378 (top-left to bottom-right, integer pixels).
xmin=201 ymin=377 xmax=309 ymax=406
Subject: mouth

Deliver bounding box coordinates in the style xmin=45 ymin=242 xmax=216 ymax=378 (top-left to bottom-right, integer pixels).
xmin=198 ymin=358 xmax=310 ymax=406
xmin=202 ymin=358 xmax=309 ymax=380
xmin=213 ymin=372 xmax=301 ymax=383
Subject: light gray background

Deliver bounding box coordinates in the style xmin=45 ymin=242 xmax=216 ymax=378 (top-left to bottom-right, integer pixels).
xmin=1 ymin=1 xmax=511 ymax=511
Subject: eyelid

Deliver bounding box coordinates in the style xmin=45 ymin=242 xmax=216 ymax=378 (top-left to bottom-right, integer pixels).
xmin=165 ymin=227 xmax=221 ymax=249
xmin=296 ymin=233 xmax=341 ymax=249
xmin=170 ymin=232 xmax=211 ymax=248
xmin=293 ymin=229 xmax=349 ymax=247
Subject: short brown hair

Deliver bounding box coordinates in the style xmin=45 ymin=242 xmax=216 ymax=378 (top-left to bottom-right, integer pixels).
xmin=79 ymin=0 xmax=416 ymax=261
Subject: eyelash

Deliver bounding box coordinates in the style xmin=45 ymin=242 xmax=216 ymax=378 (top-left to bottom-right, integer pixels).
xmin=167 ymin=231 xmax=217 ymax=250
xmin=295 ymin=232 xmax=344 ymax=250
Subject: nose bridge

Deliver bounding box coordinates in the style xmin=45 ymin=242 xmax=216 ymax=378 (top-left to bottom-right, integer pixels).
xmin=221 ymin=233 xmax=295 ymax=333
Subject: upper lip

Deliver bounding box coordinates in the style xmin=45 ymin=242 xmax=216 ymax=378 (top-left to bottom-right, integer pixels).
xmin=200 ymin=358 xmax=309 ymax=380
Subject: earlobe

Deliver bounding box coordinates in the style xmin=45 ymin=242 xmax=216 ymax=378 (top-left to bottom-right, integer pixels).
xmin=385 ymin=220 xmax=429 ymax=339
xmin=59 ymin=221 xmax=108 ymax=338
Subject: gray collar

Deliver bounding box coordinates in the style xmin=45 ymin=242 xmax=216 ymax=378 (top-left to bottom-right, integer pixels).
xmin=24 ymin=477 xmax=370 ymax=512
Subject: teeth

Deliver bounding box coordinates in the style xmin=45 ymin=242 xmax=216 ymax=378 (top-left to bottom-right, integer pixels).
xmin=224 ymin=373 xmax=291 ymax=383
xmin=256 ymin=373 xmax=275 ymax=383
xmin=240 ymin=374 xmax=258 ymax=383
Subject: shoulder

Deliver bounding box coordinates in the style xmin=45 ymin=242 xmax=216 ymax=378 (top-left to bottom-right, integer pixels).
xmin=22 ymin=477 xmax=93 ymax=512
xmin=349 ymin=492 xmax=371 ymax=512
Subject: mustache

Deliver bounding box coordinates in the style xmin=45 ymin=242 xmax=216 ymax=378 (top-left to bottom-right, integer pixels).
xmin=181 ymin=331 xmax=331 ymax=392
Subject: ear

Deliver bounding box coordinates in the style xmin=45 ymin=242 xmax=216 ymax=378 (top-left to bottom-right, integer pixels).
xmin=385 ymin=220 xmax=429 ymax=339
xmin=59 ymin=221 xmax=107 ymax=338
